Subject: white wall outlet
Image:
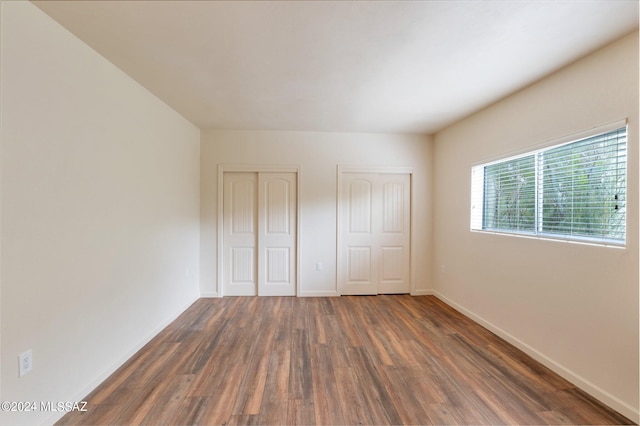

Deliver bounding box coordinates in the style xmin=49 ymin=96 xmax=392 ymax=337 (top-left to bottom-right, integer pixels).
xmin=19 ymin=349 xmax=33 ymax=377
xmin=315 ymin=262 xmax=323 ymax=271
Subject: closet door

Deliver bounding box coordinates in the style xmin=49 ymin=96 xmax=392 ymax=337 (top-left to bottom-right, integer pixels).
xmin=258 ymin=173 xmax=297 ymax=296
xmin=223 ymin=172 xmax=258 ymax=296
xmin=222 ymin=171 xmax=297 ymax=297
xmin=341 ymin=173 xmax=410 ymax=295
xmin=341 ymin=174 xmax=377 ymax=295
xmin=378 ymin=174 xmax=411 ymax=294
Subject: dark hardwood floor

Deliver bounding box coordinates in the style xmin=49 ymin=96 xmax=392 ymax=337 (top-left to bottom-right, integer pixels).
xmin=58 ymin=295 xmax=634 ymax=425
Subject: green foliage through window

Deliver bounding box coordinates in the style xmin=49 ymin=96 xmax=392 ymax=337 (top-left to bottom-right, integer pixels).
xmin=472 ymin=126 xmax=627 ymax=246
xmin=483 ymin=155 xmax=536 ymax=232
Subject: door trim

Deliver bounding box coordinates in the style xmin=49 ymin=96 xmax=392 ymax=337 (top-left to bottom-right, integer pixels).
xmin=217 ymin=164 xmax=301 ymax=297
xmin=336 ymin=165 xmax=416 ymax=296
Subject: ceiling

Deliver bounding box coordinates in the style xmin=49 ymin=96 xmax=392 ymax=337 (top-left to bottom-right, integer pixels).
xmin=34 ymin=1 xmax=639 ymax=135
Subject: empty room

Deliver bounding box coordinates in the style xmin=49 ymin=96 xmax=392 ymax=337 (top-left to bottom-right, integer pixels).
xmin=1 ymin=0 xmax=638 ymax=425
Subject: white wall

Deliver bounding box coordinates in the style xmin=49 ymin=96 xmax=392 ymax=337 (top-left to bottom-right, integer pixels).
xmin=433 ymin=31 xmax=639 ymax=421
xmin=200 ymin=130 xmax=432 ymax=297
xmin=0 ymin=2 xmax=201 ymax=424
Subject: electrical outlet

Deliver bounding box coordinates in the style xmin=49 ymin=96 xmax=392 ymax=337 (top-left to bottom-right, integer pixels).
xmin=19 ymin=350 xmax=32 ymax=377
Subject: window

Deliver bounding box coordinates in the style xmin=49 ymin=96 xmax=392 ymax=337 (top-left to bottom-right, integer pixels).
xmin=471 ymin=125 xmax=627 ymax=246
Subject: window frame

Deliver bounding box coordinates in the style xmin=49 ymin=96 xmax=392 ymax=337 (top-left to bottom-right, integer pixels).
xmin=470 ymin=121 xmax=628 ymax=248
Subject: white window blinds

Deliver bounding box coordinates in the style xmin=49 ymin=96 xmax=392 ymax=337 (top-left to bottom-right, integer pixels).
xmin=471 ymin=125 xmax=627 ymax=246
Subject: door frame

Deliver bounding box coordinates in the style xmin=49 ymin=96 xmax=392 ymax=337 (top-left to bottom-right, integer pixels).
xmin=336 ymin=165 xmax=416 ymax=296
xmin=217 ymin=164 xmax=301 ymax=297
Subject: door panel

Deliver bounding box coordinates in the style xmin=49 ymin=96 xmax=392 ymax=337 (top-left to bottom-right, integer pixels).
xmin=265 ymin=178 xmax=290 ymax=234
xmin=381 ymin=246 xmax=403 ymax=280
xmin=223 ymin=173 xmax=258 ymax=296
xmin=231 ymin=248 xmax=255 ymax=282
xmin=348 ymin=246 xmax=372 ymax=282
xmin=349 ymin=179 xmax=372 ymax=233
xmin=341 ymin=173 xmax=410 ymax=295
xmin=342 ymin=176 xmax=378 ymax=294
xmin=259 ymin=173 xmax=297 ymax=296
xmin=382 ymin=182 xmax=405 ymax=233
xmin=378 ymin=174 xmax=411 ymax=294
xmin=231 ymin=180 xmax=256 ymax=234
xmin=266 ymin=247 xmax=290 ymax=282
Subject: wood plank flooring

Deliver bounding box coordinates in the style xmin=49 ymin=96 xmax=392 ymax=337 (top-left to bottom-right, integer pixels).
xmin=57 ymin=295 xmax=634 ymax=425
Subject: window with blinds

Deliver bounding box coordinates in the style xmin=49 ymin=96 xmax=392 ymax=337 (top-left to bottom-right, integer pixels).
xmin=471 ymin=125 xmax=627 ymax=246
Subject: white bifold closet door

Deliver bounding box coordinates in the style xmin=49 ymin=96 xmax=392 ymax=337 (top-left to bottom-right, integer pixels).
xmin=341 ymin=173 xmax=410 ymax=295
xmin=223 ymin=172 xmax=296 ymax=296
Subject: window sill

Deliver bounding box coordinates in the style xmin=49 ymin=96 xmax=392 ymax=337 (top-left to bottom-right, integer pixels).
xmin=470 ymin=228 xmax=626 ymax=249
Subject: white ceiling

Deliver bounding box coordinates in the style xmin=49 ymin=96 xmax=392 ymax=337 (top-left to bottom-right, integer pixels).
xmin=34 ymin=1 xmax=639 ymax=134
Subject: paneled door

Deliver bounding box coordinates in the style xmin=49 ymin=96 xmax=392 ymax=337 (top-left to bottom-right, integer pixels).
xmin=340 ymin=173 xmax=410 ymax=295
xmin=223 ymin=172 xmax=297 ymax=296
xmin=258 ymin=173 xmax=297 ymax=296
xmin=223 ymin=172 xmax=258 ymax=296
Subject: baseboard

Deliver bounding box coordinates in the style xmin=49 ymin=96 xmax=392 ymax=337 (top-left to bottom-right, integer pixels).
xmin=299 ymin=290 xmax=433 ymax=297
xmin=298 ymin=290 xmax=340 ymax=297
xmin=44 ymin=295 xmax=199 ymax=425
xmin=411 ymin=288 xmax=434 ymax=296
xmin=201 ymin=291 xmax=338 ymax=297
xmin=432 ymin=290 xmax=639 ymax=423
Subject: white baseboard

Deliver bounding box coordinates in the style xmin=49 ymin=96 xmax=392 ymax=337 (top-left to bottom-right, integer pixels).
xmin=298 ymin=290 xmax=340 ymax=297
xmin=432 ymin=290 xmax=639 ymax=423
xmin=300 ymin=290 xmax=433 ymax=297
xmin=200 ymin=290 xmax=219 ymax=298
xmin=45 ymin=295 xmax=199 ymax=425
